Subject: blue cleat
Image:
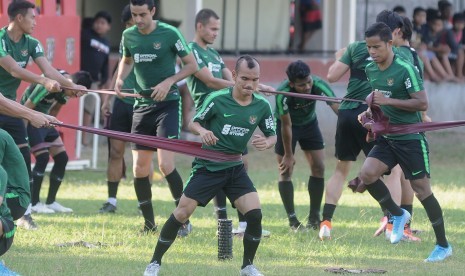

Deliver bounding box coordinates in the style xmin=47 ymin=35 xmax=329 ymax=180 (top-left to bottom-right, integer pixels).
xmin=390 ymin=209 xmax=411 ymax=244
xmin=424 ymin=244 xmax=452 ymax=262
xmin=0 ymin=261 xmax=20 ymax=276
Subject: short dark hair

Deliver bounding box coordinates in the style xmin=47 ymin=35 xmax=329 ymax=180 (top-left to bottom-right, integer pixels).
xmin=286 ymin=60 xmax=311 ymax=83
xmin=130 ymin=0 xmax=155 ymax=10
xmin=452 ymin=12 xmax=465 ymax=24
xmin=94 ymin=11 xmax=112 ymax=24
xmin=438 ymin=0 xmax=452 ymax=11
xmin=376 ymin=10 xmax=404 ymax=32
xmin=393 ymin=5 xmax=406 ymax=14
xmin=8 ymin=0 xmax=35 ymax=20
xmin=195 ymin=9 xmax=219 ymax=28
xmin=121 ymin=4 xmax=132 ymax=23
xmin=413 ymin=7 xmax=426 ymax=17
xmin=72 ymin=71 xmax=92 ymax=89
xmin=365 ymin=22 xmax=393 ymax=43
xmin=426 ymin=8 xmax=441 ymax=24
xmin=400 ymin=16 xmax=413 ymax=41
xmin=235 ymin=55 xmax=259 ymax=73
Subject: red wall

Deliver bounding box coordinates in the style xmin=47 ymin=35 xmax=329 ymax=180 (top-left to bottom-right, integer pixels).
xmin=0 ymin=0 xmax=80 ymax=160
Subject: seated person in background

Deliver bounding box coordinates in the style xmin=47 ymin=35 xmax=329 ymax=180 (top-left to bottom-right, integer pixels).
xmin=451 ymin=12 xmax=465 ymax=80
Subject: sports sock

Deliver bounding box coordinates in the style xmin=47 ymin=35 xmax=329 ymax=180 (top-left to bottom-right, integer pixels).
xmin=242 ymin=209 xmax=262 ymax=269
xmin=46 ymin=152 xmax=68 ymax=204
xmin=400 ymin=204 xmax=413 ymax=228
xmin=134 ymin=176 xmax=155 ymax=230
xmin=19 ymin=146 xmax=32 ymax=178
xmin=213 ymin=189 xmax=228 ymax=219
xmin=108 ymin=181 xmax=119 ymax=199
xmin=31 ymin=152 xmax=49 ymax=205
xmin=165 ymin=169 xmax=183 ymax=206
xmin=107 ymin=197 xmax=117 ymax=206
xmin=278 ymin=181 xmax=297 ymax=223
xmin=366 ymin=179 xmax=403 ymax=216
xmin=420 ymin=194 xmax=448 ymax=247
xmin=322 ymin=203 xmax=336 ymax=222
xmin=308 ymin=176 xmax=324 ymax=217
xmin=151 ymin=214 xmax=183 ymax=265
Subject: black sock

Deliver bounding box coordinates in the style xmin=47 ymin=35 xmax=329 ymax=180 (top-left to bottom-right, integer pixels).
xmin=278 ymin=181 xmax=297 ymax=223
xmin=134 ymin=176 xmax=155 ymax=230
xmin=238 ymin=210 xmax=245 ymax=222
xmin=108 ymin=181 xmax=119 ymax=199
xmin=165 ymin=169 xmax=183 ymax=206
xmin=46 ymin=174 xmax=62 ymax=204
xmin=151 ymin=214 xmax=183 ymax=265
xmin=242 ymin=209 xmax=262 ymax=269
xmin=366 ymin=179 xmax=403 ymax=216
xmin=19 ymin=147 xmax=32 ymax=179
xmin=401 ymin=204 xmax=413 ymax=227
xmin=31 ymin=170 xmax=44 ymax=205
xmin=308 ymin=176 xmax=324 ymax=218
xmin=420 ymin=194 xmax=448 ymax=247
xmin=322 ymin=203 xmax=336 ymax=222
xmin=213 ymin=189 xmax=228 ymax=219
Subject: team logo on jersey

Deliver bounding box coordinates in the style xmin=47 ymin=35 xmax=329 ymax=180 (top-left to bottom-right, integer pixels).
xmin=387 ymin=78 xmax=394 ymax=86
xmin=153 ymin=42 xmax=161 ymax=50
xmin=249 ymin=115 xmax=257 ymax=125
xmin=21 ymin=49 xmax=28 ymax=56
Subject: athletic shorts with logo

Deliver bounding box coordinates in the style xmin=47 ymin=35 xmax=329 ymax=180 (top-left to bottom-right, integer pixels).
xmin=183 ymin=164 xmax=257 ymax=207
xmin=0 ymin=217 xmax=15 ymax=256
xmin=27 ymin=124 xmax=61 ymax=153
xmin=368 ymin=136 xmax=430 ymax=180
xmin=131 ymin=100 xmax=180 ymax=150
xmin=335 ymin=104 xmax=375 ymax=161
xmin=275 ymin=118 xmax=324 ymax=155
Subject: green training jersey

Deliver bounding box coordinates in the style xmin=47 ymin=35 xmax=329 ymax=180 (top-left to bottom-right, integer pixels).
xmin=122 ymin=21 xmax=191 ymax=107
xmin=187 ymin=42 xmax=226 ymax=109
xmin=193 ymin=87 xmax=276 ymax=171
xmin=275 ymin=76 xmax=336 ymax=126
xmin=365 ymin=55 xmax=424 ymax=140
xmin=20 ymin=84 xmax=67 ymax=114
xmin=0 ymin=129 xmax=30 ymax=209
xmin=0 ymin=27 xmax=44 ymax=100
xmin=119 ymin=39 xmax=137 ymax=105
xmin=339 ymin=40 xmax=373 ymax=109
xmin=395 ymin=46 xmax=424 ymax=79
xmin=0 ymin=166 xmax=13 ymax=222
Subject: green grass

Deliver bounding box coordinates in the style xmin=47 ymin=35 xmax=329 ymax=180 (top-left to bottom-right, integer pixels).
xmin=4 ymin=131 xmax=465 ymax=275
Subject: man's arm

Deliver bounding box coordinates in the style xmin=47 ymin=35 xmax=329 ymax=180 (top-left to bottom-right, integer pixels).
xmin=48 ymin=102 xmax=63 ymax=117
xmin=115 ymin=56 xmax=134 ymax=97
xmin=371 ymin=90 xmax=428 ymax=112
xmin=222 ymin=68 xmax=233 ymax=81
xmin=0 ymin=94 xmax=60 ymax=127
xmin=327 ymin=47 xmax=349 ymax=83
xmin=188 ymin=121 xmax=218 ymax=146
xmin=0 ymin=55 xmax=61 ymax=92
xmin=194 ymin=67 xmax=233 ymax=90
xmin=279 ymin=114 xmax=295 ymax=175
xmin=251 ymin=134 xmax=277 ymax=151
xmin=151 ymin=52 xmax=198 ymax=102
xmin=35 ymin=57 xmax=86 ymax=96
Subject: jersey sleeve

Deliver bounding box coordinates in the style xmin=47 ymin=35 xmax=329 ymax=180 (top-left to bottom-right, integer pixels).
xmin=171 ymin=29 xmax=191 ymax=58
xmin=29 ymin=37 xmax=45 ymax=59
xmin=275 ymin=94 xmax=289 ymax=116
xmin=28 ymin=84 xmax=49 ymax=105
xmin=193 ymin=93 xmax=216 ymax=124
xmin=403 ymin=67 xmax=424 ymax=94
xmin=191 ymin=48 xmax=206 ymax=70
xmin=258 ymin=102 xmax=276 ymax=137
xmin=122 ymin=33 xmax=131 ymax=58
xmin=55 ymin=93 xmax=68 ymax=105
xmin=339 ymin=42 xmax=354 ymax=66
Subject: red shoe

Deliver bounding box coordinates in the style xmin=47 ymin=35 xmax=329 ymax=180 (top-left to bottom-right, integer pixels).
xmin=319 ymin=220 xmax=332 ymax=240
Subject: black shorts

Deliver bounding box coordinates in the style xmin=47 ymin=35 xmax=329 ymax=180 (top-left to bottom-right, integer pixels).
xmin=275 ymin=118 xmax=324 ymax=156
xmin=109 ymin=98 xmax=133 ymax=133
xmin=0 ymin=217 xmax=15 ymax=257
xmin=27 ymin=124 xmax=61 ymax=152
xmin=368 ymin=136 xmax=431 ymax=180
xmin=0 ymin=114 xmax=27 ymax=145
xmin=131 ymin=100 xmax=180 ymax=151
xmin=335 ymin=105 xmax=375 ymax=161
xmin=6 ymin=195 xmax=26 ymax=221
xmin=183 ymin=164 xmax=257 ymax=207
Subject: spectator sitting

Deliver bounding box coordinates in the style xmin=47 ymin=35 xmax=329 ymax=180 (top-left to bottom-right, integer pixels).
xmin=451 ymin=13 xmax=465 ymax=80
xmin=411 ymin=7 xmax=427 ymax=49
xmin=438 ymin=0 xmax=453 ymax=29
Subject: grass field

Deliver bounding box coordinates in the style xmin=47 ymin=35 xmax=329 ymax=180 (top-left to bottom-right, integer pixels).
xmin=3 ymin=131 xmax=465 ymax=275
